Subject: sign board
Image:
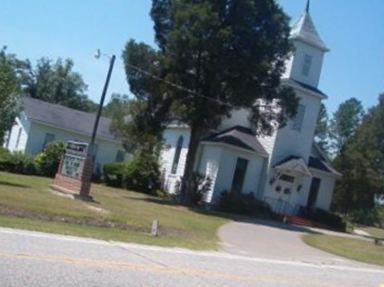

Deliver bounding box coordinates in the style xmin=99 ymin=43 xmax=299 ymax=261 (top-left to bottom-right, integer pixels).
xmin=66 ymin=141 xmax=88 ymax=157
xmin=60 ymin=141 xmax=89 ymax=179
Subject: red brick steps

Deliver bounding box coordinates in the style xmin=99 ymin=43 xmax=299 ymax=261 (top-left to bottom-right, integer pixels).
xmin=285 ymin=216 xmax=314 ymax=227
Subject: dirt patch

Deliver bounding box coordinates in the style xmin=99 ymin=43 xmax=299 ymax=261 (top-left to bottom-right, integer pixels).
xmin=0 ymin=203 xmax=190 ymax=238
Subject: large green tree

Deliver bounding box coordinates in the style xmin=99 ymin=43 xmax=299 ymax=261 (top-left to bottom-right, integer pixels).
xmin=314 ymin=103 xmax=329 ymax=153
xmin=21 ymin=58 xmax=97 ymax=112
xmin=103 ymin=93 xmax=130 ymax=119
xmin=121 ymin=40 xmax=173 ymax=154
xmin=123 ymin=0 xmax=297 ymax=202
xmin=333 ymin=94 xmax=384 ymax=213
xmin=329 ymin=97 xmax=365 ymax=154
xmin=0 ymin=47 xmax=22 ymax=145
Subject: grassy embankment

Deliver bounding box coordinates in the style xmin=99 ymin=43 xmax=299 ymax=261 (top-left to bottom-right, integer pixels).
xmin=0 ymin=171 xmax=228 ymax=250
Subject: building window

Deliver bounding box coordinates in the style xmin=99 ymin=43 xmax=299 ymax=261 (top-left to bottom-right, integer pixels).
xmin=230 ymin=158 xmax=249 ymax=195
xmin=280 ymin=174 xmax=295 ymax=183
xmin=5 ymin=130 xmax=11 ymax=149
xmin=15 ymin=128 xmax=22 ymax=149
xmin=115 ymin=150 xmax=125 ymax=162
xmin=171 ymin=136 xmax=183 ymax=174
xmin=43 ymin=133 xmax=55 ymax=149
xmin=302 ymin=54 xmax=312 ymax=77
xmin=292 ymin=104 xmax=306 ymax=131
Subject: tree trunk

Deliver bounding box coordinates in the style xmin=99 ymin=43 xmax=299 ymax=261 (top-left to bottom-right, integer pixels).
xmin=181 ymin=124 xmax=203 ymax=205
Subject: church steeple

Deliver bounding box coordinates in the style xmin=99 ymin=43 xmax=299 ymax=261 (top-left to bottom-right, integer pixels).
xmin=306 ymin=0 xmax=310 ymax=13
xmin=282 ymin=0 xmax=330 ymax=88
xmin=290 ymin=3 xmax=329 ymax=52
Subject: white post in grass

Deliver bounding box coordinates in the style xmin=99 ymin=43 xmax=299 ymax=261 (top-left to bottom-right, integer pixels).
xmin=151 ymin=219 xmax=159 ymax=237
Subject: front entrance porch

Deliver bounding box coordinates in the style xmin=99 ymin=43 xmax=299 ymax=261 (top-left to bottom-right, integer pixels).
xmin=264 ymin=157 xmax=313 ymax=216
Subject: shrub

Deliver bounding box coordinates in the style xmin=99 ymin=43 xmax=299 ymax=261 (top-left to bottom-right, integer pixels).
xmin=304 ymin=209 xmax=346 ymax=231
xmin=349 ymin=208 xmax=383 ymax=227
xmin=0 ymin=151 xmax=37 ymax=175
xmin=124 ymin=152 xmax=161 ymax=194
xmin=188 ymin=172 xmax=212 ymax=205
xmin=0 ymin=147 xmax=10 ymax=160
xmin=34 ymin=142 xmax=66 ymax=177
xmin=0 ymin=148 xmax=11 ymax=170
xmin=103 ymin=162 xmax=127 ymax=188
xmin=103 ymin=152 xmax=161 ymax=195
xmin=218 ymin=191 xmax=272 ymax=217
xmin=164 ymin=172 xmax=211 ymax=204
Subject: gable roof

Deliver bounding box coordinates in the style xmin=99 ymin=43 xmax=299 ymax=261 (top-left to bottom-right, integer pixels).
xmin=274 ymin=156 xmax=312 ymax=177
xmin=202 ymin=126 xmax=268 ymax=157
xmin=308 ymin=156 xmax=341 ymax=177
xmin=291 ymin=10 xmax=329 ymax=52
xmin=22 ymin=97 xmax=120 ymax=142
xmin=274 ymin=147 xmax=342 ymax=178
xmin=309 ymin=144 xmax=342 ymax=177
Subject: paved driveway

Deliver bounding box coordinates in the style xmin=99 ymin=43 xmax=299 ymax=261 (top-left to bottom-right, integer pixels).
xmin=218 ymin=219 xmax=374 ymax=267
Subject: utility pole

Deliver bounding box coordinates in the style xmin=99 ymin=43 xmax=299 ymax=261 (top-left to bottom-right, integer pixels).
xmin=90 ymin=54 xmax=116 ymax=148
xmin=52 ymin=52 xmax=116 ymax=201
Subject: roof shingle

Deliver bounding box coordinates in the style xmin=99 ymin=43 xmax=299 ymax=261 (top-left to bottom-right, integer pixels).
xmin=22 ymin=97 xmax=119 ymax=142
xmin=203 ymin=126 xmax=268 ymax=157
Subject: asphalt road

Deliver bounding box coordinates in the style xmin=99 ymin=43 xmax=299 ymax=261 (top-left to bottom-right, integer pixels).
xmin=0 ymin=227 xmax=383 ymax=287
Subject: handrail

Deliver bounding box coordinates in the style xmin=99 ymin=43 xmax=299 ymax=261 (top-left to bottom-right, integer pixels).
xmin=263 ymin=196 xmax=300 ymax=216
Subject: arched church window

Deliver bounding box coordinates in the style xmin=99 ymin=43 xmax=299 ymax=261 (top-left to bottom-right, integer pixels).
xmin=171 ymin=136 xmax=184 ymax=174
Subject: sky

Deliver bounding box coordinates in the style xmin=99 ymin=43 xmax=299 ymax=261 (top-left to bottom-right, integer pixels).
xmin=0 ymin=0 xmax=383 ymax=114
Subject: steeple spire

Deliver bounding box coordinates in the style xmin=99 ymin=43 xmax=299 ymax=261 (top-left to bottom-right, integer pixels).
xmin=290 ymin=0 xmax=329 ymax=52
xmin=306 ymin=0 xmax=310 ymax=13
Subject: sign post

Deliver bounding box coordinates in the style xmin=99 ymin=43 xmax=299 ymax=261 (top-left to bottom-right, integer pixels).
xmin=51 ymin=141 xmax=93 ymax=200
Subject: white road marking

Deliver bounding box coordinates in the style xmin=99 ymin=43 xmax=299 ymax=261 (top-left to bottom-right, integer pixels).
xmin=0 ymin=227 xmax=383 ymax=275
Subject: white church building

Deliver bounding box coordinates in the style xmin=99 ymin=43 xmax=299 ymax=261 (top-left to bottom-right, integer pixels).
xmin=160 ymin=4 xmax=341 ymax=215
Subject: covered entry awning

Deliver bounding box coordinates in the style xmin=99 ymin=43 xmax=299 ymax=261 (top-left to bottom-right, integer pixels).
xmin=274 ymin=156 xmax=312 ymax=177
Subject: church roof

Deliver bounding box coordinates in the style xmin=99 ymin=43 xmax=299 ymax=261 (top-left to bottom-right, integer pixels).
xmin=274 ymin=156 xmax=312 ymax=177
xmin=290 ymin=5 xmax=329 ymax=52
xmin=274 ymin=144 xmax=342 ymax=178
xmin=282 ymin=78 xmax=327 ymax=99
xmin=309 ymin=143 xmax=342 ymax=177
xmin=203 ymin=126 xmax=268 ymax=157
xmin=22 ymin=96 xmax=120 ymax=142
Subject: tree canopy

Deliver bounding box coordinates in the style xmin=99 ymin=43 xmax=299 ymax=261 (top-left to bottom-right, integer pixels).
xmin=120 ymin=0 xmax=298 ymax=202
xmin=333 ymin=94 xmax=384 ymax=214
xmin=0 ymin=47 xmax=22 ymax=145
xmin=21 ymin=58 xmax=97 ymax=112
xmin=314 ymin=103 xmax=329 ymax=153
xmin=329 ymin=97 xmax=365 ymax=154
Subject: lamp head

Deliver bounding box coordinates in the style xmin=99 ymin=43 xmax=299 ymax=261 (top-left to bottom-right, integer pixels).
xmin=94 ymin=49 xmax=101 ymax=59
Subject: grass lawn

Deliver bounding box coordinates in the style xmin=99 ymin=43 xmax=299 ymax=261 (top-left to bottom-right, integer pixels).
xmin=0 ymin=172 xmax=228 ymax=250
xmin=303 ymin=234 xmax=384 ymax=266
xmin=358 ymin=226 xmax=384 ymax=238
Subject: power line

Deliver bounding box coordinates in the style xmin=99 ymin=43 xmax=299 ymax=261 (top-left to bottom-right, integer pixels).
xmin=126 ymin=63 xmax=274 ymax=110
xmin=126 ymin=63 xmax=235 ymax=108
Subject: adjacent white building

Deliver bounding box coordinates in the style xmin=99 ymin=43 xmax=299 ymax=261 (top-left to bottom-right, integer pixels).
xmin=160 ymin=4 xmax=341 ymax=215
xmin=3 ymin=97 xmax=128 ymax=173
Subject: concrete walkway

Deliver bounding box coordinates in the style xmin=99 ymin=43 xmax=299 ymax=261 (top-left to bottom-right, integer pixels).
xmin=218 ymin=219 xmax=377 ymax=267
